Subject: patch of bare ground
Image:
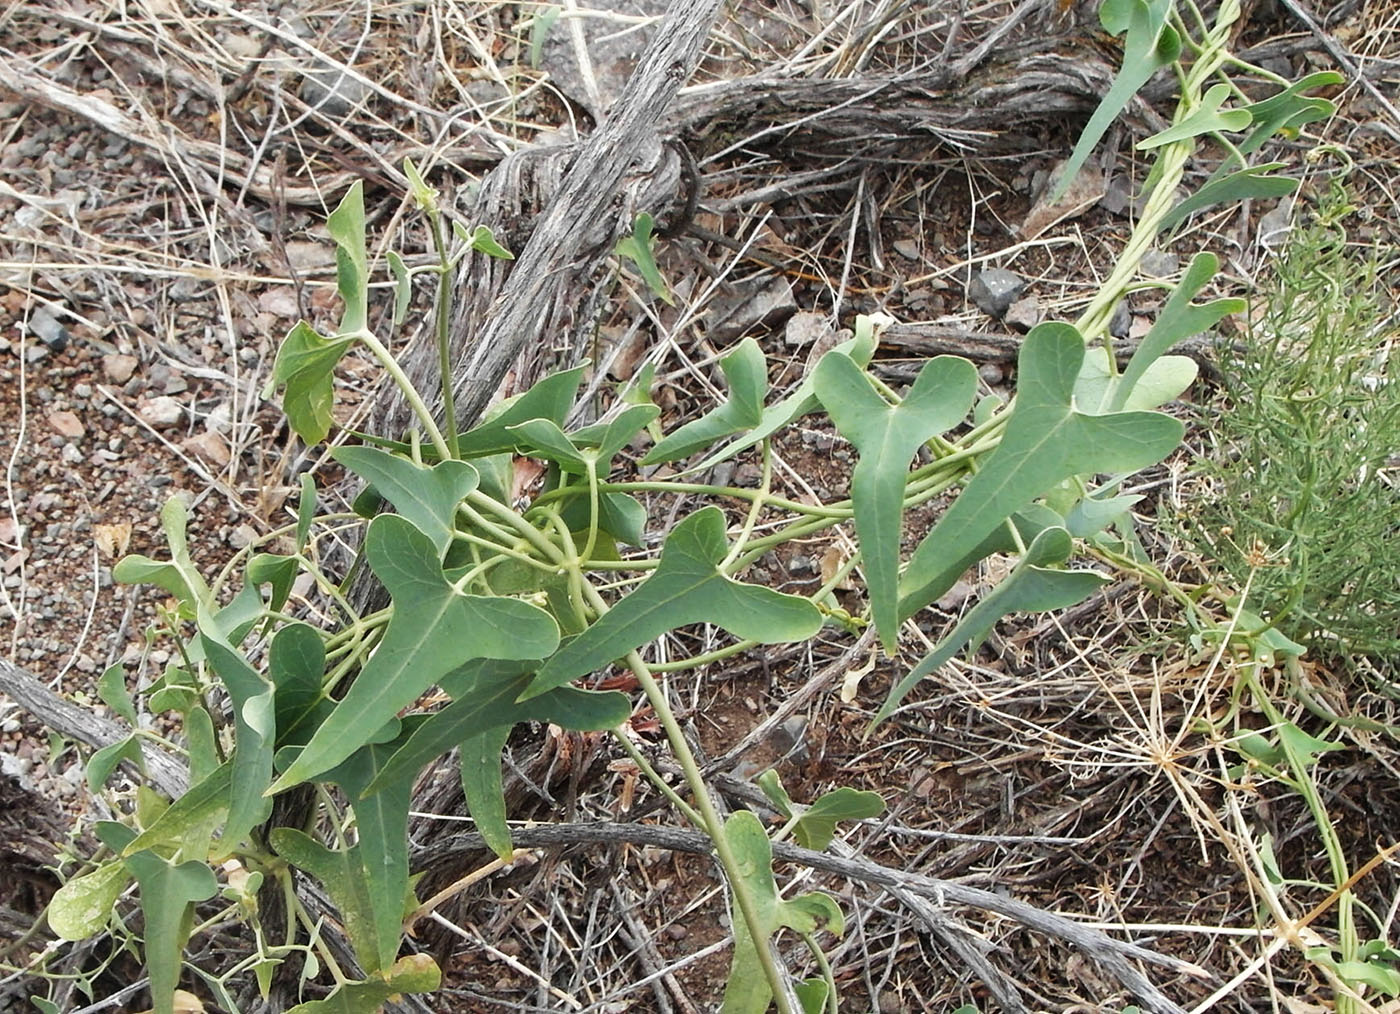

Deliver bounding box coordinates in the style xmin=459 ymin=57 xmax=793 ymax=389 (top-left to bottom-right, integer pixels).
xmin=2 ymin=0 xmax=1397 ymax=1011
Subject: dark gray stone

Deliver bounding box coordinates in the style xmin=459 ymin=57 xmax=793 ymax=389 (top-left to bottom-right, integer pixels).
xmin=1140 ymin=250 xmax=1179 ymax=277
xmin=1109 ymin=301 xmax=1132 ymax=338
xmin=967 ymin=268 xmax=1025 ymax=320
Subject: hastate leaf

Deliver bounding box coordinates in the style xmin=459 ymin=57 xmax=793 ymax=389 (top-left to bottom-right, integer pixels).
xmin=643 ymin=338 xmax=767 ymax=464
xmin=691 ymin=314 xmax=883 ymax=473
xmin=813 ymin=352 xmax=976 ymax=652
xmin=719 ymin=810 xmax=844 ymax=1014
xmin=524 ymin=507 xmax=821 ymax=699
xmin=1113 ymin=252 xmax=1242 ymax=412
xmin=326 ymin=180 xmax=369 ymax=334
xmin=268 ymin=321 xmax=354 ymax=446
xmin=876 ymin=528 xmax=1109 ymax=727
xmin=122 ymin=850 xmax=218 ymax=1014
xmin=455 ymin=364 xmax=587 ymax=457
xmin=367 ymin=659 xmax=628 ymax=858
xmin=898 ymin=323 xmax=1182 ymax=618
xmin=320 ymin=718 xmax=431 ymax=974
xmin=269 ymin=514 xmax=560 ymax=790
xmin=333 ymin=445 xmax=479 ymax=558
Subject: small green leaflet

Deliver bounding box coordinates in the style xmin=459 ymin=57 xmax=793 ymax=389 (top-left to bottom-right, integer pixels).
xmin=529 ymin=6 xmax=562 ymax=68
xmin=876 ymin=528 xmax=1108 ymax=727
xmin=719 ymin=811 xmax=844 ymax=1014
xmin=690 ymin=314 xmax=882 ymax=474
xmin=333 ymin=445 xmax=480 ymax=558
xmin=813 ymin=352 xmax=976 ymax=652
xmin=524 ymin=507 xmax=822 ymax=699
xmin=269 ymin=514 xmax=560 ymax=790
xmin=1161 ymin=162 xmax=1299 ymax=232
xmin=1136 ymin=83 xmax=1251 ymax=149
xmin=86 ymin=736 xmax=143 ymax=792
xmin=898 ymin=323 xmax=1182 ymax=618
xmin=451 ymin=220 xmax=515 ymax=260
xmin=615 ymin=212 xmax=672 ymax=304
xmin=326 ymin=180 xmax=369 ymax=334
xmin=284 ymin=954 xmax=442 ymax=1014
xmin=96 ymin=663 xmax=136 ymax=725
xmin=508 ymin=404 xmax=659 ymax=476
xmin=122 ymin=850 xmax=218 ymax=1014
xmin=386 ymin=250 xmax=411 ymax=326
xmin=122 ymin=763 xmax=232 ymax=857
xmin=643 ymin=338 xmax=767 ymax=464
xmin=1050 ymin=0 xmax=1181 ymax=201
xmin=269 ymin=828 xmax=385 ymax=974
xmin=755 ymin=770 xmax=885 ymax=851
xmin=112 ymin=497 xmax=209 ymax=608
xmin=47 ymin=860 xmax=130 ymax=941
xmin=297 ymin=472 xmax=317 ymax=551
xmin=266 ymin=321 xmax=354 ymax=446
xmin=248 ymin=553 xmax=298 ymax=614
xmin=403 ymin=156 xmax=437 ymax=211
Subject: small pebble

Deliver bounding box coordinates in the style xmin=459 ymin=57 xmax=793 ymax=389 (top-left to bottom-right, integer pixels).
xmin=138 ymin=396 xmax=184 ymax=428
xmin=967 ymin=268 xmax=1025 ymax=320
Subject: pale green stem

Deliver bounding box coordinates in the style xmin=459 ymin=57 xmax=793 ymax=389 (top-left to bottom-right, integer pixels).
xmin=576 ymin=580 xmax=795 ymax=1013
xmin=354 ymin=330 xmax=451 ymax=461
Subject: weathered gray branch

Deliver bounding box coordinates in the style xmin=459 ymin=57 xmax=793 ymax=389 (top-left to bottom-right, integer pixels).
xmin=0 ymin=658 xmax=187 ymax=798
xmin=416 ymin=821 xmax=1202 ymax=1014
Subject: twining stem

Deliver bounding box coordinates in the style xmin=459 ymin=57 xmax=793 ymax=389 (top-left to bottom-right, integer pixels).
xmin=575 ymin=579 xmax=795 ymax=1013
xmin=425 ymin=208 xmax=461 ymax=459
xmin=354 ymin=330 xmax=452 ymax=461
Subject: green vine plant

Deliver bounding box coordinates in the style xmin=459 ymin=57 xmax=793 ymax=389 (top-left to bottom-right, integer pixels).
xmin=26 ymin=2 xmax=1342 ymax=1012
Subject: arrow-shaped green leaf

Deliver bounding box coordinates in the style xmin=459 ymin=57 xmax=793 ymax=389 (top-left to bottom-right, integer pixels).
xmin=320 ymin=718 xmax=431 ymax=973
xmin=756 ymin=770 xmax=885 ymax=852
xmin=327 ymin=181 xmax=369 ymax=334
xmin=267 ymin=321 xmax=355 ymax=446
xmin=284 ymin=954 xmax=441 ymax=1014
xmin=524 ymin=507 xmax=822 ymax=699
xmin=899 ymin=323 xmax=1182 ymax=617
xmin=1113 ymin=252 xmax=1242 ymax=411
xmin=269 ymin=828 xmax=383 ymax=974
xmin=1162 ymin=162 xmax=1299 ymax=232
xmin=691 ymin=315 xmax=881 ymax=474
xmin=367 ymin=659 xmax=628 ymax=858
xmin=1137 ymin=83 xmax=1251 ymax=149
xmin=643 ymin=338 xmax=767 ymax=464
xmin=112 ymin=497 xmax=210 ymax=608
xmin=877 ymin=528 xmax=1108 ymax=727
xmin=615 ymin=212 xmax=672 ymax=304
xmin=719 ymin=810 xmax=844 ymax=1014
xmin=452 ymin=364 xmax=588 ymax=457
xmin=122 ymin=850 xmax=218 ymax=1014
xmin=813 ymin=352 xmax=976 ymax=652
xmin=1050 ymin=0 xmax=1180 ymax=201
xmin=270 ymin=514 xmax=560 ymax=790
xmin=333 ymin=446 xmax=479 ymax=558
